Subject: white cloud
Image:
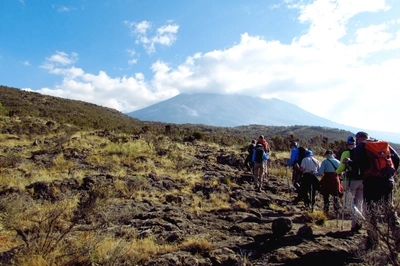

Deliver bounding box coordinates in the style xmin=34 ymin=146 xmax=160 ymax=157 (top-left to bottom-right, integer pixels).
xmin=125 ymin=20 xmax=180 ymax=53
xmin=58 ymin=6 xmax=76 ymax=12
xmin=23 ymin=61 xmax=30 ymax=66
xmin=44 ymin=51 xmax=78 ymax=66
xmin=37 ymin=52 xmax=179 ymax=112
xmin=126 ymin=49 xmax=138 ymax=65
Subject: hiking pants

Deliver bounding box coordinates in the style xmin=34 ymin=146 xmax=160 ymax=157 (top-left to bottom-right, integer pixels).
xmin=343 ymin=179 xmax=363 ymax=228
xmin=253 ymin=163 xmax=264 ymax=189
xmin=292 ymin=166 xmax=302 ymax=191
xmin=322 ymin=194 xmax=339 ymax=214
xmin=300 ymin=173 xmax=319 ymax=206
xmin=245 ymin=154 xmax=254 ymax=172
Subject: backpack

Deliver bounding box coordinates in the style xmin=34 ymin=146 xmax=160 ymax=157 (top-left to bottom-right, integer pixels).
xmin=364 ymin=140 xmax=396 ymax=178
xmin=247 ymin=144 xmax=255 ymax=154
xmin=255 ymin=147 xmax=264 ymax=163
xmin=345 ymin=148 xmax=362 ymax=180
xmin=296 ymin=147 xmax=307 ymax=165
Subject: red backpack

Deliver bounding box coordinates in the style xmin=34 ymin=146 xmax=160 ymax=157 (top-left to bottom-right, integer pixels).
xmin=364 ymin=141 xmax=396 ymax=178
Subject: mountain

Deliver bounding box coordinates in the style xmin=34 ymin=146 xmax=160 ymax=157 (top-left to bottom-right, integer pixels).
xmin=127 ymin=93 xmax=338 ymax=127
xmin=127 ymin=93 xmax=400 ymax=144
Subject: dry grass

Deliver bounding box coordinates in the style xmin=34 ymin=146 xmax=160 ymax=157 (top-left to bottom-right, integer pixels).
xmin=305 ymin=210 xmax=328 ymax=226
xmin=179 ymin=236 xmax=213 ymax=255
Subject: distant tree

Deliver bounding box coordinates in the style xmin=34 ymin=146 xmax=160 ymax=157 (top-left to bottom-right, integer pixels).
xmin=270 ymin=135 xmax=285 ymax=151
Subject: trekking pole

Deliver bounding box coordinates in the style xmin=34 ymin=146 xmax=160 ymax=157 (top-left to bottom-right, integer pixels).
xmin=286 ymin=166 xmax=291 ymax=198
xmin=310 ymin=181 xmax=314 ymax=212
xmin=341 ymin=172 xmax=346 ymax=230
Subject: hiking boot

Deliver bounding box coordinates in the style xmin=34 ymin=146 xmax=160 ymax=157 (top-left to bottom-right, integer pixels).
xmin=351 ymin=223 xmax=362 ymax=234
xmin=365 ymin=236 xmax=378 ymax=250
xmin=292 ymin=196 xmax=302 ymax=204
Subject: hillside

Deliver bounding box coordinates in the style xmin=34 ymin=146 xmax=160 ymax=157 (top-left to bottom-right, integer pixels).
xmin=0 ymin=86 xmax=360 ymax=150
xmin=1 ymin=85 xmax=399 ymax=265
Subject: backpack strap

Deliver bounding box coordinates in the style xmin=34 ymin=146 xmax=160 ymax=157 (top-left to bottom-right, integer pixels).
xmin=327 ymin=159 xmax=337 ymax=171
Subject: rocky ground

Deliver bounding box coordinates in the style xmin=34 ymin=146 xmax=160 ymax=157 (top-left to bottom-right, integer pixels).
xmin=0 ymin=138 xmax=369 ymax=265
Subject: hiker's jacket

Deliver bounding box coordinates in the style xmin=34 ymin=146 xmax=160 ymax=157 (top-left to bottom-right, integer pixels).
xmin=336 ymin=149 xmax=361 ymax=180
xmin=300 ymin=156 xmax=320 ymax=174
xmin=286 ymin=147 xmax=299 ymax=167
xmin=316 ymin=156 xmax=340 ymax=176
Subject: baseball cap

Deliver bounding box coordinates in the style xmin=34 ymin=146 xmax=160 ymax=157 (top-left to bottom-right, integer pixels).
xmin=324 ymin=150 xmax=333 ymax=155
xmin=347 ymin=136 xmax=356 ymax=145
xmin=355 ymin=131 xmax=369 ymax=139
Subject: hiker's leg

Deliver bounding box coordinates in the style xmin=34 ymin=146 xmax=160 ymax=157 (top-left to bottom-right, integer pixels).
xmin=323 ymin=194 xmax=329 ymax=213
xmin=351 ymin=180 xmax=364 ymax=228
xmin=363 ymin=179 xmax=380 ymax=249
xmin=259 ymin=164 xmax=265 ymax=190
xmin=301 ymin=174 xmax=311 ymax=205
xmin=245 ymin=154 xmax=252 ymax=171
xmin=293 ymin=168 xmax=301 ymax=191
xmin=263 ymin=163 xmax=268 ymax=178
xmin=253 ymin=164 xmax=261 ymax=189
xmin=333 ymin=196 xmax=340 ymax=212
xmin=310 ymin=175 xmax=319 ymax=207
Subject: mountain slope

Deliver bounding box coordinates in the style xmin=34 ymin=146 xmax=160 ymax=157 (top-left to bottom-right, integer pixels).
xmin=127 ymin=93 xmax=342 ymax=128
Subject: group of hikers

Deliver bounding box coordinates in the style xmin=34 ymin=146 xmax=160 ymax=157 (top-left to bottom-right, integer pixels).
xmin=245 ymin=131 xmax=400 ymax=251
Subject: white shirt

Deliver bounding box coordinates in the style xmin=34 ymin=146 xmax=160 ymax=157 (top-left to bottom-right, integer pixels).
xmin=301 ymin=156 xmax=320 ymax=173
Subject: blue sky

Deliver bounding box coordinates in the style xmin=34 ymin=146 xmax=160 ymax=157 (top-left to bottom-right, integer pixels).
xmin=1 ymin=0 xmax=400 ymax=133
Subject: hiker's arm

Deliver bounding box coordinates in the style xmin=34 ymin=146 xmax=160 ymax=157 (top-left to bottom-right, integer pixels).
xmin=390 ymin=146 xmax=400 ymax=170
xmin=286 ymin=149 xmax=297 ymax=166
xmin=315 ymin=161 xmax=325 ymax=176
xmin=299 ymin=159 xmax=306 ymax=172
xmin=336 ymin=150 xmax=349 ymax=174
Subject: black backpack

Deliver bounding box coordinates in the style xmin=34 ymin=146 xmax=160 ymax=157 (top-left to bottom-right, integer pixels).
xmin=255 ymin=147 xmax=264 ymax=163
xmin=247 ymin=144 xmax=255 ymax=154
xmin=296 ymin=147 xmax=307 ymax=165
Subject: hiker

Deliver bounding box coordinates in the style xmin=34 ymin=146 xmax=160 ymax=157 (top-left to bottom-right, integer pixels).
xmin=316 ymin=150 xmax=342 ymax=216
xmin=295 ymin=150 xmax=320 ymax=209
xmin=245 ymin=139 xmax=256 ymax=172
xmin=348 ymin=131 xmax=400 ymax=249
xmin=257 ymin=135 xmax=270 ymax=153
xmin=252 ymin=143 xmax=269 ymax=191
xmin=257 ymin=135 xmax=270 ymax=177
xmin=286 ymin=141 xmax=304 ymax=192
xmin=336 ymin=135 xmax=363 ymax=233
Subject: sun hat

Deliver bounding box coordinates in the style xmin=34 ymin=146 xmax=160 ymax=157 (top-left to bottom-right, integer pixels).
xmin=305 ymin=150 xmax=313 ymax=157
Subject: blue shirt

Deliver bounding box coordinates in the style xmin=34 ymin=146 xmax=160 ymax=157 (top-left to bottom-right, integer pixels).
xmin=286 ymin=147 xmax=299 ymax=166
xmin=316 ymin=156 xmax=340 ymax=176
